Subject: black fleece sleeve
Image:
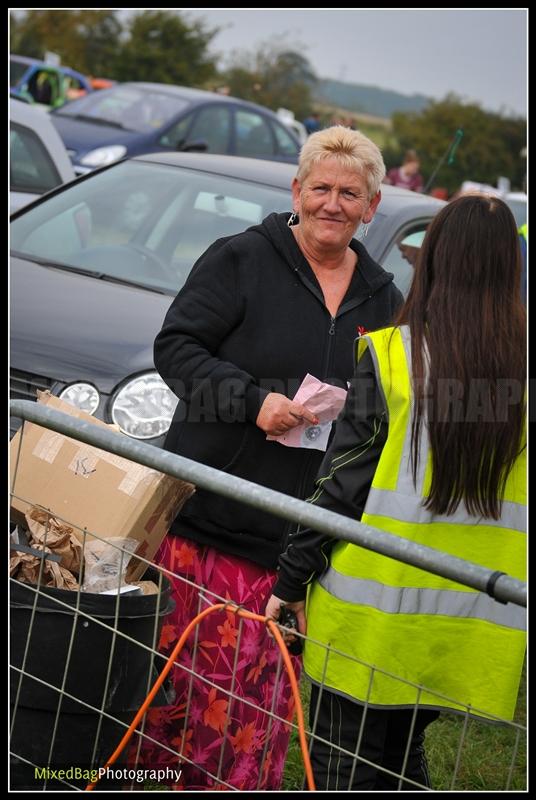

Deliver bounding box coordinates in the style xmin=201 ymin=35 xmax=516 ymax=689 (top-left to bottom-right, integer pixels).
xmin=154 ymin=237 xmax=269 ymax=424
xmin=272 ymin=348 xmax=387 ymax=602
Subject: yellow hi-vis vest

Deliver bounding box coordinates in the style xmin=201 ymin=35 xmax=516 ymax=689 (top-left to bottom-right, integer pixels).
xmin=304 ymin=325 xmax=526 ymax=721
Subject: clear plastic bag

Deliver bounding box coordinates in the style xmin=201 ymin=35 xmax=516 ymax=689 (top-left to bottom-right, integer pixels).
xmin=81 ymin=537 xmax=138 ymax=594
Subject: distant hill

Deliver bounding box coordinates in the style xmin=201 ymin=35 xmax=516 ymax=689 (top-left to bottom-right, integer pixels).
xmin=315 ymin=78 xmax=431 ymax=119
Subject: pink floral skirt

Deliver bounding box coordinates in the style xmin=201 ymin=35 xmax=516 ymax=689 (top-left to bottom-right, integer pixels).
xmin=128 ymin=534 xmax=301 ymax=790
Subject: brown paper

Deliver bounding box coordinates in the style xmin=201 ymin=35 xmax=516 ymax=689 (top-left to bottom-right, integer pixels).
xmin=26 ymin=508 xmax=83 ymax=574
xmin=9 ymin=506 xmax=83 ymax=589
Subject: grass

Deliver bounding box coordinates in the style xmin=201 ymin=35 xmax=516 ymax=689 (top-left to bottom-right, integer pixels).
xmin=282 ymin=664 xmax=526 ymax=791
xmin=314 ymin=103 xmax=398 ymax=152
xmin=427 ymin=663 xmax=526 ymax=791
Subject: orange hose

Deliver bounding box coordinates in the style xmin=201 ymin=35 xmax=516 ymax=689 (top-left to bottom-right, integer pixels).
xmin=85 ymin=603 xmax=315 ymax=791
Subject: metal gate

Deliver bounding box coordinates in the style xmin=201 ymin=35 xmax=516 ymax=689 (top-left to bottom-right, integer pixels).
xmin=9 ymin=400 xmax=526 ymax=791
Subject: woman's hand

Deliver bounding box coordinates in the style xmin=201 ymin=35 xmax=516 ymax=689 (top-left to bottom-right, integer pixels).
xmin=256 ymin=392 xmax=319 ymax=436
xmin=265 ymin=594 xmax=307 ymax=639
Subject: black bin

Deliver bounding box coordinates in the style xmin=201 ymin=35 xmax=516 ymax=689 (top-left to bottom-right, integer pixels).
xmin=10 ymin=567 xmax=174 ymax=790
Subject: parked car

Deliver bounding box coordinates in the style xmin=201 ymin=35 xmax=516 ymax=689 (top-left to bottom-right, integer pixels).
xmin=10 ymin=54 xmax=93 ymax=109
xmin=49 ymin=82 xmax=302 ymax=175
xmin=10 ymin=97 xmax=75 ymax=212
xmin=10 ymin=152 xmax=444 ymax=444
xmin=276 ymin=107 xmax=308 ymax=145
xmin=504 ymin=191 xmax=527 ymax=228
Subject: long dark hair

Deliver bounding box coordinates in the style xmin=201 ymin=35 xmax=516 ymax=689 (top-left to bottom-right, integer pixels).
xmin=395 ymin=194 xmax=526 ymax=519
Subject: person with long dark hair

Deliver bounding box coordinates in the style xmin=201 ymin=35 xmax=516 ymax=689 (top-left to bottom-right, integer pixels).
xmin=266 ymin=194 xmax=527 ymax=790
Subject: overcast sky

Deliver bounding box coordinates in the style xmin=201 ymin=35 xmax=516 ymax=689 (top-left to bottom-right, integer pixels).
xmin=183 ymin=8 xmax=527 ymax=117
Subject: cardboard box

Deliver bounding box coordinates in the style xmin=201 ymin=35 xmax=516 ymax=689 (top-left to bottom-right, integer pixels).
xmin=10 ymin=392 xmax=195 ymax=581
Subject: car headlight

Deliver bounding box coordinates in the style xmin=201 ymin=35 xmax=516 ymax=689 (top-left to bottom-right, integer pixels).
xmin=111 ymin=372 xmax=179 ymax=439
xmin=79 ymin=145 xmax=127 ymax=168
xmin=59 ymin=383 xmax=100 ymax=414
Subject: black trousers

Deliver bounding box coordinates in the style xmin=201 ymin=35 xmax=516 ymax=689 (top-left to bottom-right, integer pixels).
xmin=308 ymin=685 xmax=440 ymax=791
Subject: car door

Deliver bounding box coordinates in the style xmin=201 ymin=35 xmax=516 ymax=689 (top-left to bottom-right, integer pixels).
xmin=270 ymin=119 xmax=301 ymax=161
xmin=10 ymin=101 xmax=75 ymax=212
xmin=232 ymin=108 xmax=278 ymax=159
xmin=158 ymin=104 xmax=232 ymax=154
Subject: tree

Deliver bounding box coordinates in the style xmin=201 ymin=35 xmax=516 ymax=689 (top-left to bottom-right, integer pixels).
xmin=221 ymin=41 xmax=318 ymax=120
xmin=114 ymin=11 xmax=218 ymax=87
xmin=385 ymin=94 xmax=527 ymax=195
xmin=69 ymin=11 xmax=123 ymax=78
xmin=9 ymin=10 xmax=122 ymax=77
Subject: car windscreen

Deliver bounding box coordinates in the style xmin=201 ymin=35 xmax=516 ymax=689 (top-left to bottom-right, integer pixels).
xmin=11 ymin=160 xmax=292 ymax=294
xmin=52 ymin=86 xmax=190 ymax=133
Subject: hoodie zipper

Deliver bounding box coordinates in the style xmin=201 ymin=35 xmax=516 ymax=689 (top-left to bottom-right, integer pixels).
xmin=293 ymin=263 xmax=381 ymax=371
xmin=288 ymin=232 xmax=397 ymax=382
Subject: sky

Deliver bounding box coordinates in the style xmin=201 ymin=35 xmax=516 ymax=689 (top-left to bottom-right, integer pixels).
xmin=181 ymin=8 xmax=527 ymax=117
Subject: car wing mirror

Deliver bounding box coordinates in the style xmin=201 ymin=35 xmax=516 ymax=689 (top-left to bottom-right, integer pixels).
xmin=179 ymin=139 xmax=208 ymax=153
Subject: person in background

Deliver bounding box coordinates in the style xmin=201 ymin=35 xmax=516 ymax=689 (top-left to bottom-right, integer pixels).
xmin=266 ymin=194 xmax=526 ymax=790
xmin=31 ymin=70 xmax=55 ymax=106
xmin=302 ymin=111 xmax=321 ymax=135
xmin=131 ymin=126 xmax=403 ymax=790
xmin=384 ymin=149 xmax=424 ymax=193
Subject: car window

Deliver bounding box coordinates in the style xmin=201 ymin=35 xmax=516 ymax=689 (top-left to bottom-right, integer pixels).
xmin=53 ymin=86 xmax=190 ymax=133
xmin=380 ymin=223 xmax=430 ymax=297
xmin=159 ymin=112 xmax=193 ymax=149
xmin=272 ymin=121 xmax=300 ymax=157
xmin=184 ymin=106 xmax=231 ymax=154
xmin=11 ymin=160 xmax=292 ymax=294
xmin=10 ymin=59 xmax=28 ymax=87
xmin=10 ymin=122 xmax=63 ymax=194
xmin=64 ymin=75 xmax=87 ymax=102
xmin=235 ymin=110 xmax=276 ymax=157
xmin=193 ymin=191 xmax=262 ymax=222
xmin=165 ymin=189 xmax=266 ymax=266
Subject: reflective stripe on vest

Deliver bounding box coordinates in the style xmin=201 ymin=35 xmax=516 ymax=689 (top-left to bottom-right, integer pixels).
xmin=303 ymin=326 xmax=526 ymax=721
xmin=318 ymin=568 xmax=526 ymax=631
xmin=364 ymin=487 xmax=526 ymax=532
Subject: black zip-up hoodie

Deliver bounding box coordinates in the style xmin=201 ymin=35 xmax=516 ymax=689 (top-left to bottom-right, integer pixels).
xmin=154 ymin=212 xmax=403 ymax=568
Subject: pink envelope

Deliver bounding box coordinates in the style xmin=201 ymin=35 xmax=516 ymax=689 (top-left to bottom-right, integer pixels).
xmin=267 ymin=374 xmax=347 ymax=451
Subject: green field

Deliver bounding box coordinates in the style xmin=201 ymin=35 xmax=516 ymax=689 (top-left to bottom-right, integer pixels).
xmin=314 ymin=104 xmax=398 ymax=152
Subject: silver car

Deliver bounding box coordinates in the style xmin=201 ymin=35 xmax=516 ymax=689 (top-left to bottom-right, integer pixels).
xmin=10 ymin=97 xmax=75 ymax=212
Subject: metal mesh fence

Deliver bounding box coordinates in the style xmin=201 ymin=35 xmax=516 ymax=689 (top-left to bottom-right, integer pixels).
xmin=9 ymin=401 xmax=526 ymax=791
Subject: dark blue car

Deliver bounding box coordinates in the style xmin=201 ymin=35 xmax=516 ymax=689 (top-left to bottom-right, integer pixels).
xmin=50 ymin=82 xmax=301 ymax=175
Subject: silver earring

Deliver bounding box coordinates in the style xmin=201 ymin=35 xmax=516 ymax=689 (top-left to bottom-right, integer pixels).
xmin=358 ymin=222 xmax=369 ymax=240
xmin=287 ymin=211 xmax=299 ymax=228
